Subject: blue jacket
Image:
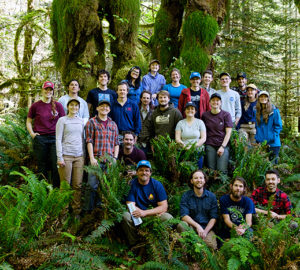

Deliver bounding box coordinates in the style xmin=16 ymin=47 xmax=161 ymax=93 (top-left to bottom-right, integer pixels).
xmin=122 ymin=79 xmax=143 ymax=106
xmin=111 ymin=99 xmax=141 ymax=135
xmin=255 ymin=105 xmax=282 ymax=147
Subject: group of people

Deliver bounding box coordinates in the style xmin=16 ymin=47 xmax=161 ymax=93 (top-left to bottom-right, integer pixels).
xmin=123 ymin=161 xmax=292 ymax=249
xmin=26 ymin=60 xmax=283 ymax=220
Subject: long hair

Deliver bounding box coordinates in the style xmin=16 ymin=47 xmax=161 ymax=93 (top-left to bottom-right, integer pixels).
xmin=51 ymin=96 xmax=57 ymax=119
xmin=139 ymin=90 xmax=154 ymax=110
xmin=126 ymin=66 xmax=142 ymax=90
xmin=256 ymin=96 xmax=273 ymax=124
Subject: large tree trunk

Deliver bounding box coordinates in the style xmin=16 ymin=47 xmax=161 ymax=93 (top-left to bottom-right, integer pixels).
xmin=51 ymin=0 xmax=140 ymax=96
xmin=149 ymin=0 xmax=185 ymax=68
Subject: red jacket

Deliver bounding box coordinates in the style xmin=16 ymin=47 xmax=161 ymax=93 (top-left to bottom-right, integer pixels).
xmin=178 ymin=88 xmax=211 ymax=118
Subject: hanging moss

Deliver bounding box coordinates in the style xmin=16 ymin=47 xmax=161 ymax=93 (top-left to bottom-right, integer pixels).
xmin=183 ymin=11 xmax=219 ymax=47
xmin=149 ymin=0 xmax=185 ymax=68
xmin=181 ymin=46 xmax=210 ymax=72
xmin=107 ymin=0 xmax=141 ymax=77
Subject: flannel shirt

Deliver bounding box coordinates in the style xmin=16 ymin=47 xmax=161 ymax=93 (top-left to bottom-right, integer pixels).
xmin=251 ymin=187 xmax=291 ymax=215
xmin=85 ymin=116 xmax=119 ymax=158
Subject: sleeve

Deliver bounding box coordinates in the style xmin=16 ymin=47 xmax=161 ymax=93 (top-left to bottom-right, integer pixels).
xmin=199 ymin=120 xmax=206 ymax=132
xmin=83 ymin=101 xmax=90 ymax=119
xmin=175 ymin=120 xmax=183 ymax=131
xmin=162 ymin=84 xmax=168 ymax=91
xmin=142 ymin=76 xmax=150 ymax=91
xmin=204 ymin=89 xmax=211 ymax=113
xmin=209 ymin=194 xmax=219 ymax=219
xmin=273 ymin=109 xmax=283 ymax=136
xmin=86 ymin=90 xmax=93 ymax=104
xmin=235 ymin=93 xmax=242 ymax=119
xmin=245 ymin=197 xmax=256 ymax=214
xmin=282 ymin=193 xmax=292 ymax=214
xmin=55 ymin=117 xmax=64 ymax=161
xmin=250 ymin=189 xmax=259 ymax=206
xmin=147 ymin=113 xmax=155 ymax=139
xmin=180 ymin=192 xmax=190 ymax=218
xmin=155 ymin=181 xmax=167 ymax=202
xmin=174 ymin=109 xmax=183 ymax=126
xmin=134 ymin=104 xmax=142 ymax=135
xmin=56 ymin=102 xmax=66 ymax=117
xmin=113 ymin=122 xmax=120 ymax=146
xmin=219 ymin=196 xmax=229 ymax=214
xmin=27 ymin=103 xmax=36 ymax=119
xmin=224 ymin=111 xmax=233 ymax=128
xmin=126 ymin=182 xmax=137 ymax=202
xmin=178 ymin=92 xmax=186 ymax=115
xmin=85 ymin=120 xmax=94 ymax=144
xmin=58 ymin=96 xmax=68 ymax=115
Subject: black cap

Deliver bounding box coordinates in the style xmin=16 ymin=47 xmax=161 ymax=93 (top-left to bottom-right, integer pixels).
xmin=219 ymin=72 xmax=231 ymax=79
xmin=237 ymin=72 xmax=247 ymax=79
xmin=67 ymin=98 xmax=80 ymax=107
xmin=98 ymin=100 xmax=111 ymax=107
xmin=184 ymin=101 xmax=197 ymax=110
xmin=210 ymin=93 xmax=222 ymax=100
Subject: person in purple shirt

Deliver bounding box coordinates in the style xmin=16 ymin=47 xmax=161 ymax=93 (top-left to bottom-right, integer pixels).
xmin=202 ymin=93 xmax=233 ymax=174
xmin=142 ymin=59 xmax=166 ymax=106
xmin=162 ymin=68 xmax=187 ymax=108
xmin=26 ymin=81 xmax=65 ymax=188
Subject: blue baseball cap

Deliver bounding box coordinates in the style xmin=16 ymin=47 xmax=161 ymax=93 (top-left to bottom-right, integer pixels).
xmin=190 ymin=72 xmax=201 ymax=80
xmin=137 ymin=160 xmax=151 ymax=170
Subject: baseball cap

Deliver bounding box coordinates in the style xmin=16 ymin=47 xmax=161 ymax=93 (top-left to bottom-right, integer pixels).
xmin=149 ymin=59 xmax=160 ymax=66
xmin=246 ymin=84 xmax=257 ymax=90
xmin=258 ymin=91 xmax=269 ymax=97
xmin=190 ymin=72 xmax=201 ymax=79
xmin=210 ymin=93 xmax=222 ymax=100
xmin=67 ymin=98 xmax=80 ymax=107
xmin=42 ymin=81 xmax=54 ymax=89
xmin=184 ymin=101 xmax=197 ymax=110
xmin=219 ymin=72 xmax=231 ymax=79
xmin=98 ymin=100 xmax=111 ymax=107
xmin=137 ymin=160 xmax=151 ymax=170
xmin=237 ymin=72 xmax=247 ymax=79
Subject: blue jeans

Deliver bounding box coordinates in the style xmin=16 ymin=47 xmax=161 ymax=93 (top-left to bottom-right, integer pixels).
xmin=269 ymin=146 xmax=280 ymax=164
xmin=205 ymin=145 xmax=229 ymax=174
xmin=33 ymin=135 xmax=60 ymax=188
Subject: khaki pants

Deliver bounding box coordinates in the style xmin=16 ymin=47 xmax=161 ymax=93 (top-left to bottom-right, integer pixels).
xmin=58 ymin=155 xmax=84 ymax=214
xmin=239 ymin=123 xmax=256 ymax=144
xmin=177 ymin=221 xmax=217 ymax=250
xmin=122 ymin=211 xmax=173 ymax=245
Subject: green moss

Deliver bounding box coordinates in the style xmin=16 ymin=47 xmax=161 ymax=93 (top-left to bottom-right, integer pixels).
xmin=181 ymin=46 xmax=210 ymax=73
xmin=183 ymin=11 xmax=219 ymax=47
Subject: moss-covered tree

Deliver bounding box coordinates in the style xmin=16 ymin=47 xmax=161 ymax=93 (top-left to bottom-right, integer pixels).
xmin=51 ymin=0 xmax=140 ymax=96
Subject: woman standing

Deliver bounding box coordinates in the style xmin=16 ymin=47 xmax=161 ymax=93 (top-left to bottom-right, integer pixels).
xmin=26 ymin=81 xmax=65 ymax=187
xmin=163 ymin=68 xmax=187 ymax=108
xmin=255 ymin=91 xmax=282 ymax=164
xmin=175 ymin=102 xmax=206 ymax=168
xmin=56 ymin=99 xmax=85 ymax=216
xmin=237 ymin=84 xmax=258 ymax=144
xmin=138 ymin=90 xmax=154 ymax=157
xmin=202 ymin=93 xmax=233 ymax=174
xmin=123 ymin=66 xmax=143 ymax=105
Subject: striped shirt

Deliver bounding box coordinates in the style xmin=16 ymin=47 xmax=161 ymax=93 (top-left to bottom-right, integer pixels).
xmin=85 ymin=116 xmax=119 ymax=158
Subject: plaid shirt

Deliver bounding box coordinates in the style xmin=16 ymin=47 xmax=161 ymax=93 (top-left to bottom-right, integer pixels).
xmin=86 ymin=116 xmax=119 ymax=158
xmin=251 ymin=187 xmax=291 ymax=215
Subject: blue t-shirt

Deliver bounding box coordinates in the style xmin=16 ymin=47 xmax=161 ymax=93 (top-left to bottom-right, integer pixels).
xmin=180 ymin=189 xmax=218 ymax=226
xmin=86 ymin=88 xmax=117 ymax=117
xmin=220 ymin=194 xmax=256 ymax=226
xmin=162 ymin=84 xmax=187 ymax=108
xmin=127 ymin=178 xmax=167 ymax=210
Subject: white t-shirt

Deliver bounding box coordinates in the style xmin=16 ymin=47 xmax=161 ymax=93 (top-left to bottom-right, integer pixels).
xmin=175 ymin=118 xmax=206 ymax=145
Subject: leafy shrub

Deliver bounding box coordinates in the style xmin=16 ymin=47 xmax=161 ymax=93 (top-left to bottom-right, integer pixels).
xmin=151 ymin=135 xmax=202 ymax=186
xmin=0 ymin=167 xmax=73 ymax=256
xmin=0 ymin=109 xmax=33 ymax=183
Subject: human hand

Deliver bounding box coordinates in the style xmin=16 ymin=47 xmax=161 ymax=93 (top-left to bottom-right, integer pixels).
xmin=31 ymin=132 xmax=40 ymax=139
xmin=57 ymin=160 xmax=65 ymax=168
xmin=235 ymin=224 xmax=246 ymax=235
xmin=90 ymin=157 xmax=98 ymax=166
xmin=132 ymin=207 xmax=146 ymax=218
xmin=217 ymin=146 xmax=224 ymax=156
